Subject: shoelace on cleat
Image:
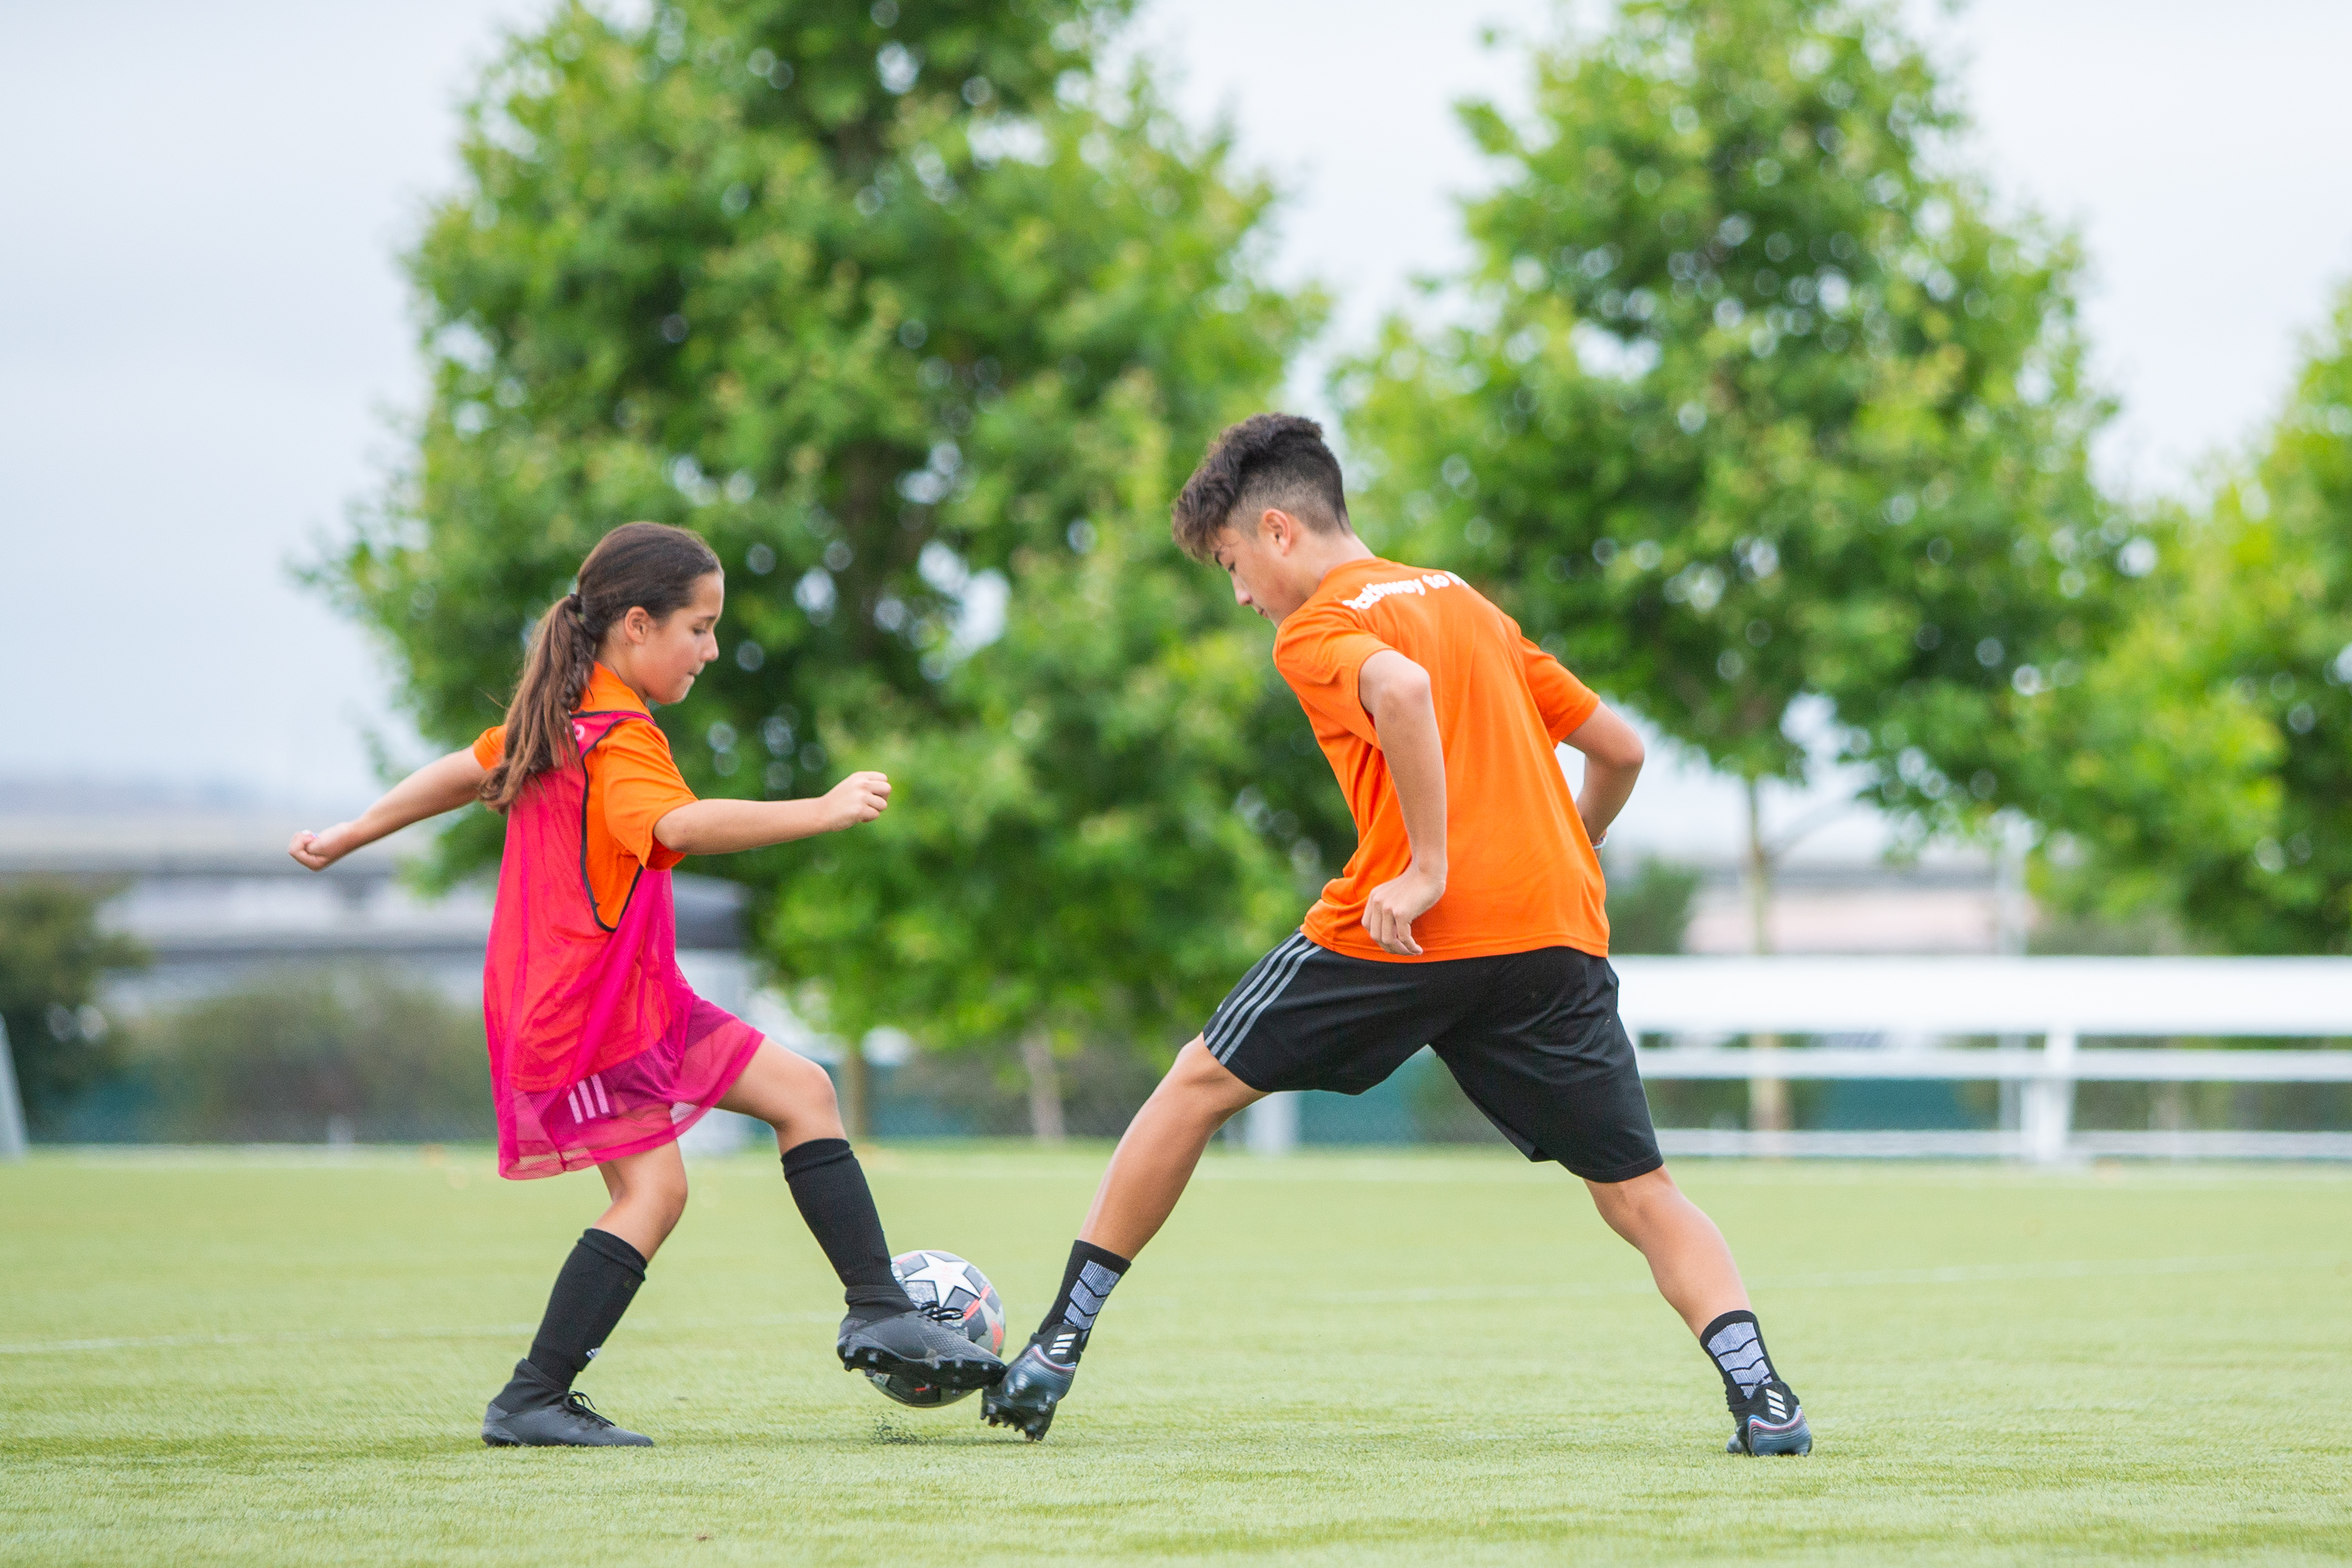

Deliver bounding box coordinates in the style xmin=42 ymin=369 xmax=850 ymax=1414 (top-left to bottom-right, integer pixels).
xmin=915 ymin=1302 xmax=967 ymax=1327
xmin=560 ymin=1391 xmax=616 ymax=1429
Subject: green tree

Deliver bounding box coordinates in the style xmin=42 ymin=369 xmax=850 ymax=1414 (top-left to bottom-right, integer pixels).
xmin=2030 ymin=283 xmax=2352 ymax=953
xmin=0 ymin=879 xmax=146 ymax=1130
xmin=1341 ymin=0 xmax=2123 ymax=961
xmin=320 ymin=0 xmax=1329 ymax=1129
xmin=774 ymin=380 xmax=1318 ymax=1134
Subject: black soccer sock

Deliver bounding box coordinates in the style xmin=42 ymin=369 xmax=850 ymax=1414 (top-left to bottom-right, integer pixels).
xmin=1033 ymin=1240 xmax=1130 ymax=1355
xmin=1699 ymin=1309 xmax=1783 ymax=1400
xmin=495 ymin=1227 xmax=647 ymax=1409
xmin=781 ymin=1137 xmax=918 ymax=1323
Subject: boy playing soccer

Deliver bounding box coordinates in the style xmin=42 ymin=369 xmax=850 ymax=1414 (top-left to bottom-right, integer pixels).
xmin=980 ymin=414 xmax=1810 ymax=1456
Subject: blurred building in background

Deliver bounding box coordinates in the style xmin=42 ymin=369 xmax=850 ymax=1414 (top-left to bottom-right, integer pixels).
xmin=1679 ymin=847 xmax=2009 ymax=956
xmin=0 ymin=781 xmax=751 ymax=1146
xmin=8 ymin=781 xmax=2341 ymax=1155
xmin=0 ymin=780 xmax=749 ymax=1012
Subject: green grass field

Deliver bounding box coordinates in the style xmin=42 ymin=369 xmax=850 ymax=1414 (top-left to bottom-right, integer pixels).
xmin=4 ymin=1145 xmax=2349 ymax=1565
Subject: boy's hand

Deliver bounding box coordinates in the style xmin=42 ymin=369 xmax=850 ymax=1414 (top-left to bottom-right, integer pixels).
xmin=1363 ymin=862 xmax=1444 ymax=956
xmin=288 ymin=824 xmax=358 ymax=872
xmin=823 ymin=771 xmax=892 ymax=831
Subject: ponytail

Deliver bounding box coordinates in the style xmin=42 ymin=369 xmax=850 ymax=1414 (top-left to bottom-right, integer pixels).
xmin=480 ymin=521 xmax=721 ymax=810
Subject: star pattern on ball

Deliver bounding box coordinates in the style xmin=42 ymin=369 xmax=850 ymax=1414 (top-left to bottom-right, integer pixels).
xmin=898 ymin=1250 xmax=978 ymax=1310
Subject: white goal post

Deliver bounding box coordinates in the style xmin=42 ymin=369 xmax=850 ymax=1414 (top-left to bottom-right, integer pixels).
xmin=1614 ymin=956 xmax=2352 ymax=1164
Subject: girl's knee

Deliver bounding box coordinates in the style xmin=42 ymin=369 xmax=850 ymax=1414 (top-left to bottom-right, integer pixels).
xmin=777 ymin=1052 xmax=841 ymax=1122
xmin=646 ymin=1181 xmax=689 ymax=1237
xmin=643 ymin=1171 xmax=690 ymax=1218
xmin=795 ymin=1054 xmax=841 ymax=1112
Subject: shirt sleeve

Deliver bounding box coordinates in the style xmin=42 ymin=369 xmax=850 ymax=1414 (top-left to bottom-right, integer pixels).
xmin=1274 ymin=600 xmax=1394 ymax=747
xmin=1518 ymin=636 xmax=1601 ymax=743
xmin=592 ymin=721 xmax=697 ymax=870
xmin=472 ymin=726 xmax=505 ymax=769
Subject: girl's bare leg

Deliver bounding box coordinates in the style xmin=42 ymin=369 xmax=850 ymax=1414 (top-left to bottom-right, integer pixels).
xmin=717 ymin=1038 xmax=847 ymax=1152
xmin=594 ymin=1141 xmax=689 ymax=1261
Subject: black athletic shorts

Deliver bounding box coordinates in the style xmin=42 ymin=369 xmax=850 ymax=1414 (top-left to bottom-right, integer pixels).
xmin=1200 ymin=934 xmax=1663 ymax=1184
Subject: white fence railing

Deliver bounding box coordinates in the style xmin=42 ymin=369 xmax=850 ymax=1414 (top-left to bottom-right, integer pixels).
xmin=1615 ymin=956 xmax=2352 ymax=1164
xmin=1236 ymin=956 xmax=2352 ymax=1162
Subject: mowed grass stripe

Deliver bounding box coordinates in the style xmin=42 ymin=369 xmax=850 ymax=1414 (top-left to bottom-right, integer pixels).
xmin=11 ymin=1246 xmax=2342 ymax=1355
xmin=3 ymin=1147 xmax=2349 ymax=1566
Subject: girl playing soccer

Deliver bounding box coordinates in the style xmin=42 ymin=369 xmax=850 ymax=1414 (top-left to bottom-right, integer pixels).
xmin=289 ymin=521 xmax=1000 ymax=1446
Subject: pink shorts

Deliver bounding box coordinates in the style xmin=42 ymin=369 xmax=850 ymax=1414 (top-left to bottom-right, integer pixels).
xmin=499 ymin=997 xmax=762 ymax=1180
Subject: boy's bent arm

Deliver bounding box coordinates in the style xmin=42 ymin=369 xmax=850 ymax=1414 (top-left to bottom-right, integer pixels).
xmin=653 ymin=771 xmax=890 ymax=855
xmin=1563 ymin=702 xmax=1644 ymax=844
xmin=1358 ymin=650 xmax=1447 ymax=956
xmin=289 ymin=748 xmax=487 ymax=871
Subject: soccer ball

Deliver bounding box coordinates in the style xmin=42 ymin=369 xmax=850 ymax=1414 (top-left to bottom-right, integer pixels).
xmin=866 ymin=1249 xmax=1007 ymax=1408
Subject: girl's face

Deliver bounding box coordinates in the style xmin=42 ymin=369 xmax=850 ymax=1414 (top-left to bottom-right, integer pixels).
xmin=606 ymin=570 xmax=724 ymax=706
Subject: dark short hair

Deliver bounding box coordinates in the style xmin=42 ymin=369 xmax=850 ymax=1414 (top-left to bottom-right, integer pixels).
xmin=1170 ymin=412 xmax=1352 ymax=561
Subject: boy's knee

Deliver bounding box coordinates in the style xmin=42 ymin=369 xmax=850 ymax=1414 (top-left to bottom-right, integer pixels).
xmin=1586 ymin=1165 xmax=1675 ymax=1237
xmin=1161 ymin=1038 xmax=1264 ymax=1121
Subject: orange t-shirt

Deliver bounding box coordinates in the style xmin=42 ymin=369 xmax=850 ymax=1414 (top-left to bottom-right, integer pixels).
xmin=473 ymin=664 xmax=699 ymax=929
xmin=1273 ymin=557 xmax=1609 ymax=963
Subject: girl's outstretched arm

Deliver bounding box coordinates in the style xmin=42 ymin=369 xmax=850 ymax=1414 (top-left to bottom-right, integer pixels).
xmin=653 ymin=771 xmax=890 ymax=856
xmin=288 ymin=748 xmax=489 ymax=871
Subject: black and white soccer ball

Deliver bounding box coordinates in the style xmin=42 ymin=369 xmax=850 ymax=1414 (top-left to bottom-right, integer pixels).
xmin=867 ymin=1249 xmax=1007 ymax=1408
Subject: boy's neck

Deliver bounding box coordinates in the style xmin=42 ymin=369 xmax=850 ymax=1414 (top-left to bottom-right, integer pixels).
xmin=1284 ymin=534 xmax=1377 ymax=604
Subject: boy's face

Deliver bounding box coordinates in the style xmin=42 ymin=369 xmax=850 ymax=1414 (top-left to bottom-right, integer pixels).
xmin=1210 ymin=509 xmax=1320 ymax=624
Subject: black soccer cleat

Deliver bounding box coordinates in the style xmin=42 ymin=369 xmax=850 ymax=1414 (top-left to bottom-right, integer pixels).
xmin=1725 ymin=1378 xmax=1812 ymax=1456
xmin=981 ymin=1325 xmax=1084 ymax=1441
xmin=482 ymin=1389 xmax=653 ymax=1447
xmin=838 ymin=1304 xmax=1005 ymax=1390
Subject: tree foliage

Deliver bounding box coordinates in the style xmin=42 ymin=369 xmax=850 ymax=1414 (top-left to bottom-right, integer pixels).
xmin=767 ymin=377 xmax=1328 ymax=1058
xmin=0 ymin=878 xmax=145 ymax=1129
xmin=320 ymin=0 xmax=1335 ymax=1106
xmin=2032 ymin=285 xmax=2352 ymax=952
xmin=1341 ymin=0 xmax=2122 ymax=842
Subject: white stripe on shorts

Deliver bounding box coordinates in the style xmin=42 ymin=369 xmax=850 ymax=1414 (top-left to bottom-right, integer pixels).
xmin=1203 ymin=932 xmax=1309 ymax=1057
xmin=1209 ymin=934 xmax=1317 ymax=1062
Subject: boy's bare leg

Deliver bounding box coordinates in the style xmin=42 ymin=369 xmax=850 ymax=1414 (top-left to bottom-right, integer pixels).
xmin=1077 ymin=1038 xmax=1267 ymax=1258
xmin=1589 ymin=1166 xmax=1812 ymax=1454
xmin=1584 ymin=1166 xmax=1750 ymax=1336
xmin=986 ymin=1040 xmax=1261 ymax=1439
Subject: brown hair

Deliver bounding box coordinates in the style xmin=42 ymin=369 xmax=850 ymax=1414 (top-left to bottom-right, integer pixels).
xmin=480 ymin=521 xmax=720 ymax=810
xmin=1170 ymin=412 xmax=1352 ymax=561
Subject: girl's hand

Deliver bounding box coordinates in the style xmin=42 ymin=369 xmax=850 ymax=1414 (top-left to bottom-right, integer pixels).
xmin=289 ymin=824 xmax=358 ymax=871
xmin=823 ymin=771 xmax=891 ymax=831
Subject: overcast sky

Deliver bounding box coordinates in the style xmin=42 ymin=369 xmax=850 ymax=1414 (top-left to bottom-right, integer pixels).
xmin=4 ymin=0 xmax=2348 ymax=857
